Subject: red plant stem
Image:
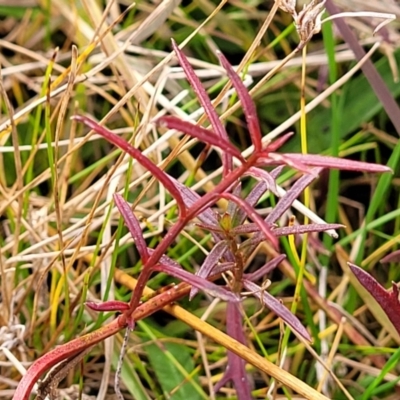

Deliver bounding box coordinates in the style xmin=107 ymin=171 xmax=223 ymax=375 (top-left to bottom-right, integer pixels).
xmin=14 ymin=318 xmax=124 ymax=400
xmin=13 ymin=282 xmax=192 ymax=400
xmin=126 ymin=154 xmax=259 ymax=314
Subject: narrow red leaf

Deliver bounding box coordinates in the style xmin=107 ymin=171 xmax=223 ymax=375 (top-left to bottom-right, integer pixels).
xmin=152 ymin=264 xmax=239 ymax=303
xmin=245 ymin=254 xmax=286 ymax=282
xmin=172 ymin=40 xmax=233 ymax=173
xmin=147 ymin=248 xmax=183 ymax=270
xmin=349 ymin=263 xmax=400 ymax=335
xmin=259 ymin=153 xmax=319 ymax=176
xmin=246 ymin=167 xmax=277 ymax=192
xmin=263 ymin=131 xmax=294 ymax=152
xmin=216 ymin=51 xmax=263 ymax=152
xmin=114 ymin=194 xmax=149 ymax=263
xmin=157 ymin=116 xmax=244 ymax=161
xmin=282 ymin=153 xmax=392 ymax=173
xmin=272 ymin=223 xmax=344 ymax=237
xmin=380 ymin=250 xmax=400 ymax=264
xmin=190 ymin=240 xmax=229 ymax=300
xmin=172 ymin=178 xmax=219 ymax=226
xmin=231 ymin=223 xmax=259 ymax=235
xmin=243 ymin=279 xmax=312 ymax=342
xmin=86 ymin=300 xmax=130 ymax=312
xmin=195 ymin=222 xmax=224 ymax=234
xmin=214 ymin=302 xmax=253 ymax=399
xmin=265 ymin=168 xmax=322 ymax=224
xmin=212 ymin=262 xmax=235 ymax=275
xmin=72 ymin=115 xmax=187 ymax=218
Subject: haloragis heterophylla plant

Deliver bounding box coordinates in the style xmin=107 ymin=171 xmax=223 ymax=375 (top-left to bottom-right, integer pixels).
xmin=13 ymin=40 xmax=391 ymax=400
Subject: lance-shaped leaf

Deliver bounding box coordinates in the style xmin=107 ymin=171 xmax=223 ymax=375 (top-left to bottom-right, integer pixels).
xmin=146 ymin=249 xmax=182 ymax=270
xmin=245 ymin=167 xmax=276 ymax=193
xmin=72 ymin=115 xmax=187 ymax=218
xmin=231 ymin=223 xmax=261 ymax=235
xmin=172 ymin=40 xmax=233 ymax=173
xmin=190 ymin=240 xmax=229 ymax=300
xmin=270 ymin=165 xmax=285 ymax=179
xmin=258 ymin=153 xmax=320 ymax=176
xmin=237 ymin=223 xmax=343 ymax=261
xmin=172 ymin=178 xmax=218 ymax=227
xmin=195 ymin=222 xmax=224 ymax=234
xmin=266 ymin=168 xmax=322 ymax=224
xmin=212 ymin=262 xmax=236 ymax=275
xmin=262 ymin=131 xmax=294 ymax=153
xmin=230 ymin=221 xmax=342 ymax=237
xmin=272 ymin=223 xmax=345 ymax=237
xmin=349 ymin=263 xmax=400 ymax=335
xmin=152 ymin=263 xmax=239 ymax=303
xmin=281 ymin=153 xmax=392 ymax=173
xmin=220 ymin=192 xmax=278 ymax=249
xmin=214 ymin=302 xmax=253 ymax=399
xmin=244 ymin=254 xmax=286 ymax=282
xmin=216 ymin=50 xmax=262 ymax=152
xmin=86 ymin=300 xmax=130 ymax=312
xmin=114 ymin=194 xmax=149 ymax=263
xmin=243 ymin=280 xmax=312 ymax=342
xmin=172 ymin=178 xmax=233 ymax=259
xmin=380 ymin=250 xmax=400 ymax=264
xmin=156 ymin=116 xmax=244 ymax=162
xmin=228 ymin=173 xmax=278 ymax=229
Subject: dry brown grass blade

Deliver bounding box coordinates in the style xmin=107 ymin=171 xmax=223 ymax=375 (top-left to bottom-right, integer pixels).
xmin=123 ymin=0 xmax=182 ymax=45
xmin=79 ymin=0 xmax=149 ymax=112
xmin=0 ymin=61 xmax=22 ymax=322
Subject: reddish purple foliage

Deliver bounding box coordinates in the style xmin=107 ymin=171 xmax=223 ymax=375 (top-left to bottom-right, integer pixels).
xmin=69 ymin=42 xmax=391 ymax=399
xmin=380 ymin=250 xmax=400 ymax=264
xmin=86 ymin=300 xmax=130 ymax=312
xmin=14 ymin=39 xmax=392 ymax=400
xmin=349 ymin=263 xmax=400 ymax=335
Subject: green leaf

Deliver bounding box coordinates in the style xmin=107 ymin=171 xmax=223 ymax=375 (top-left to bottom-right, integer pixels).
xmin=361 ymin=344 xmax=400 ymax=400
xmin=0 ymin=5 xmax=40 ymax=18
xmin=145 ymin=342 xmax=204 ymax=400
xmin=285 ymin=49 xmax=400 ymax=153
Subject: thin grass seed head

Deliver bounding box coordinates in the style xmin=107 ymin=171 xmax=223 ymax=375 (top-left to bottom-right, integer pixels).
xmin=276 ymin=0 xmax=326 ymax=46
xmin=276 ymin=0 xmax=297 ymax=15
xmin=278 ymin=0 xmax=395 ymax=47
xmin=294 ymin=0 xmax=326 ymax=47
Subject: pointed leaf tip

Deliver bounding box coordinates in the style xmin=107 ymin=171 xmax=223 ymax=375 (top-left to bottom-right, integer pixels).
xmin=153 ymin=264 xmax=239 ymax=303
xmin=349 ymin=262 xmax=400 ymax=335
xmin=243 ymin=280 xmax=312 ymax=342
xmin=283 ymin=153 xmax=392 ymax=173
xmin=171 ymin=41 xmax=234 ymax=174
xmin=86 ymin=300 xmax=130 ymax=312
xmin=216 ymin=51 xmax=263 ymax=152
xmin=114 ymin=194 xmax=149 ymax=263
